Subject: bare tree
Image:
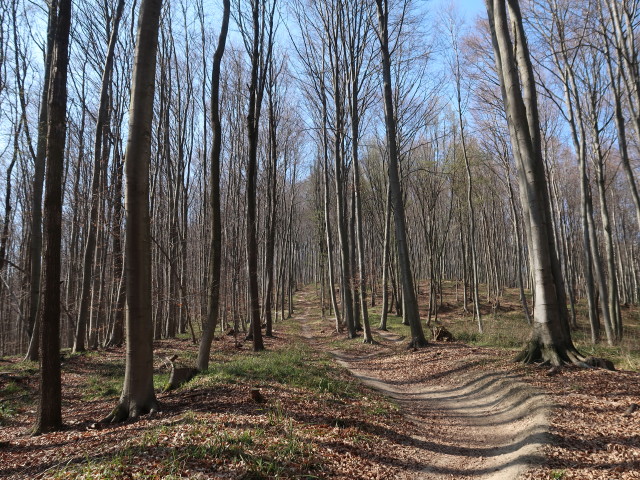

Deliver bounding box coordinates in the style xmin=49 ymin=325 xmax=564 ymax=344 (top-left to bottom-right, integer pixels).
xmin=197 ymin=0 xmax=230 ymax=372
xmin=235 ymin=0 xmax=277 ymax=351
xmin=375 ymin=0 xmax=428 ymax=348
xmin=103 ymin=0 xmax=162 ymax=422
xmin=34 ymin=0 xmax=72 ymax=435
xmin=485 ymin=0 xmax=582 ymax=365
xmin=24 ymin=0 xmax=58 ymax=362
xmin=74 ymin=0 xmax=125 ymax=353
xmin=445 ymin=10 xmax=483 ymax=333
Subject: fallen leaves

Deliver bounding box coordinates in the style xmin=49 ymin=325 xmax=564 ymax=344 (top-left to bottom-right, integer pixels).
xmin=1 ymin=289 xmax=639 ymax=479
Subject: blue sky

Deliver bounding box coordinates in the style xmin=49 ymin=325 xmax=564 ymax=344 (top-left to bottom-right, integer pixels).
xmin=433 ymin=0 xmax=486 ymax=22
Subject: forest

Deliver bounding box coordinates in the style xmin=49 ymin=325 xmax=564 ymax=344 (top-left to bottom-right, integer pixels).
xmin=0 ymin=0 xmax=639 ymax=478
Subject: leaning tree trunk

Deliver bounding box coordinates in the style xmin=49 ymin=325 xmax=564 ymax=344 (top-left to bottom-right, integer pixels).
xmin=33 ymin=0 xmax=71 ymax=435
xmin=74 ymin=0 xmax=125 ymax=353
xmin=375 ymin=0 xmax=427 ymax=348
xmin=103 ymin=0 xmax=162 ymax=423
xmin=196 ymin=0 xmax=229 ymax=372
xmin=486 ymin=0 xmax=582 ymax=366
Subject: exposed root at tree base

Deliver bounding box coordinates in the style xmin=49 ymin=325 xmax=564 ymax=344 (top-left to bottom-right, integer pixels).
xmin=99 ymin=400 xmax=159 ymax=425
xmin=514 ymin=340 xmax=614 ymax=370
xmin=407 ymin=337 xmax=429 ymax=349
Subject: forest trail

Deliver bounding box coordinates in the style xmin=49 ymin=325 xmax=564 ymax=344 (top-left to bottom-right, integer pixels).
xmin=296 ymin=290 xmax=550 ymax=479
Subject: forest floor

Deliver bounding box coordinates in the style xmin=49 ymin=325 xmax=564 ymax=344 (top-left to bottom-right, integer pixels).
xmin=0 ymin=285 xmax=639 ymax=479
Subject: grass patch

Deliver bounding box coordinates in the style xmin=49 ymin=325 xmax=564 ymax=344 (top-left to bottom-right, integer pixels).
xmin=0 ymin=402 xmax=17 ymax=425
xmin=82 ymin=375 xmax=122 ymax=401
xmin=197 ymin=345 xmax=356 ymax=399
xmin=0 ymin=361 xmax=37 ymax=424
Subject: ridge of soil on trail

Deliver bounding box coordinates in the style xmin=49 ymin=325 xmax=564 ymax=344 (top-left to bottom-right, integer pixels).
xmin=297 ymin=292 xmax=550 ymax=479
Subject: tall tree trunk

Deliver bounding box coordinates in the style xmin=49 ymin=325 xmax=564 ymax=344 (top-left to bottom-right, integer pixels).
xmin=486 ymin=0 xmax=582 ymax=366
xmin=33 ymin=0 xmax=71 ymax=435
xmin=24 ymin=0 xmax=58 ymax=362
xmin=375 ymin=0 xmax=427 ymax=348
xmin=320 ymin=74 xmax=341 ymax=332
xmin=459 ymin=114 xmax=483 ymax=333
xmin=379 ymin=184 xmax=392 ymax=330
xmin=332 ymin=70 xmax=355 ymax=338
xmin=245 ymin=4 xmax=263 ymax=351
xmin=242 ymin=0 xmax=275 ymax=352
xmin=262 ymin=60 xmax=280 ymax=338
xmin=196 ymin=0 xmax=229 ymax=372
xmin=103 ymin=0 xmax=162 ymax=423
xmin=107 ymin=151 xmax=125 ymax=347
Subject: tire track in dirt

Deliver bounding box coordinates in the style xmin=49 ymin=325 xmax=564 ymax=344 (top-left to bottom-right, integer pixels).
xmin=297 ymin=294 xmax=550 ymax=479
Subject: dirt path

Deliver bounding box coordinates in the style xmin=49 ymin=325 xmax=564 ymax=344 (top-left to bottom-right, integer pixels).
xmin=298 ymin=294 xmax=549 ymax=479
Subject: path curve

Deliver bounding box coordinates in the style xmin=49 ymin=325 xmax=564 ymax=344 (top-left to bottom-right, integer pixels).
xmin=299 ymin=299 xmax=549 ymax=479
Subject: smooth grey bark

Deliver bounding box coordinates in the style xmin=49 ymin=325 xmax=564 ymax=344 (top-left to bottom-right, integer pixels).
xmin=486 ymin=0 xmax=581 ymax=366
xmin=587 ymin=92 xmax=621 ymax=342
xmin=375 ymin=0 xmax=427 ymax=348
xmin=103 ymin=0 xmax=162 ymax=423
xmin=196 ymin=0 xmax=230 ymax=372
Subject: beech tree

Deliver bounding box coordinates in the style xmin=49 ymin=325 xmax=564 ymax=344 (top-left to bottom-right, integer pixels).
xmin=235 ymin=0 xmax=277 ymax=352
xmin=197 ymin=0 xmax=230 ymax=372
xmin=73 ymin=0 xmax=125 ymax=353
xmin=34 ymin=0 xmax=71 ymax=435
xmin=375 ymin=0 xmax=428 ymax=348
xmin=485 ymin=0 xmax=582 ymax=365
xmin=104 ymin=0 xmax=162 ymax=422
xmin=24 ymin=0 xmax=57 ymax=362
xmin=2 ymin=0 xmax=638 ymax=368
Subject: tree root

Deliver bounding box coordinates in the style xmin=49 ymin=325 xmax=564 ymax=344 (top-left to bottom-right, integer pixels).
xmin=515 ymin=340 xmax=582 ymax=366
xmin=515 ymin=340 xmax=614 ymax=370
xmin=408 ymin=337 xmax=428 ymax=349
xmin=99 ymin=399 xmax=159 ymax=425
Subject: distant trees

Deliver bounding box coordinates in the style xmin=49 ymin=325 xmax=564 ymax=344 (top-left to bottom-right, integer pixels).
xmin=0 ymin=0 xmax=638 ymax=389
xmin=74 ymin=0 xmax=125 ymax=353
